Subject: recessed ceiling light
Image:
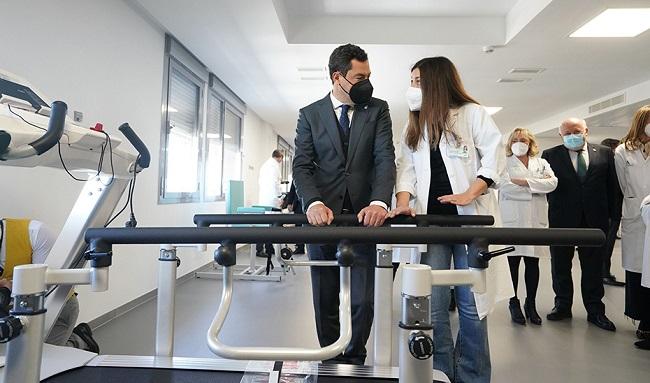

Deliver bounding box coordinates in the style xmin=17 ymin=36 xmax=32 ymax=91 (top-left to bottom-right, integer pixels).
xmin=509 ymin=68 xmax=545 ymax=74
xmin=570 ymin=8 xmax=650 ymax=37
xmin=497 ymin=78 xmax=531 ymax=83
xmin=484 ymin=107 xmax=503 ymax=115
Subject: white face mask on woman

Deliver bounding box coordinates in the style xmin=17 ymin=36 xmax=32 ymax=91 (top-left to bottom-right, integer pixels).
xmin=511 ymin=142 xmax=529 ymax=157
xmin=645 ymin=123 xmax=650 ymax=137
xmin=406 ymin=86 xmax=422 ymax=111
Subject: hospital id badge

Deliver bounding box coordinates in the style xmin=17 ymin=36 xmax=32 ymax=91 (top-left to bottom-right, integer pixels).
xmin=448 ymin=145 xmax=469 ymax=158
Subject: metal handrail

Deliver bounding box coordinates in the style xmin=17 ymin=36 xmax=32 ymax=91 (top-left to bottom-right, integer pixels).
xmin=193 ymin=213 xmax=494 ymax=227
xmin=206 ymin=265 xmax=352 ymax=361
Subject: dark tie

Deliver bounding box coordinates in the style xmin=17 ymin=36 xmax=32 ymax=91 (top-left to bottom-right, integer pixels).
xmin=576 ymin=149 xmax=587 ymax=180
xmin=338 ymin=104 xmax=350 ymax=136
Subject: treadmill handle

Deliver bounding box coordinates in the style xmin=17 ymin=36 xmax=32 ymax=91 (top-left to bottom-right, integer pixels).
xmin=1 ymin=101 xmax=67 ymax=160
xmin=207 ymin=266 xmax=352 ymax=361
xmin=118 ymin=123 xmax=150 ymax=169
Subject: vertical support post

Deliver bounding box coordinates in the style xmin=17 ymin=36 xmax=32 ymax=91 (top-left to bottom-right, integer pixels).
xmin=155 ymin=244 xmax=178 ymax=357
xmin=4 ymin=264 xmax=48 ymax=383
xmin=373 ymin=245 xmax=394 ymax=366
xmin=399 ymin=264 xmax=434 ymax=383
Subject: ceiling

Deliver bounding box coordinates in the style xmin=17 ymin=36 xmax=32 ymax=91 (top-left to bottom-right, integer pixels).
xmin=285 ymin=0 xmax=519 ymax=17
xmin=129 ymin=0 xmax=650 ymax=144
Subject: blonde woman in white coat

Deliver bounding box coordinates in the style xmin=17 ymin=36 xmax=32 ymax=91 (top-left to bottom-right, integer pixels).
xmin=390 ymin=57 xmax=509 ymax=383
xmin=614 ymin=105 xmax=650 ymax=349
xmin=500 ymin=127 xmax=557 ymax=326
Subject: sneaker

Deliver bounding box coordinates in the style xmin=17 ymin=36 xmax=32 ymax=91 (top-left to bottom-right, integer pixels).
xmin=73 ymin=323 xmax=100 ymax=353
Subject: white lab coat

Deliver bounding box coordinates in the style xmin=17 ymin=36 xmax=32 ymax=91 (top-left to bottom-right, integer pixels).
xmin=641 ymin=195 xmax=650 ymax=288
xmin=258 ymin=157 xmax=282 ymax=207
xmin=395 ymin=103 xmax=512 ymax=319
xmin=499 ymin=155 xmax=557 ymax=258
xmin=614 ymin=145 xmax=650 ymax=273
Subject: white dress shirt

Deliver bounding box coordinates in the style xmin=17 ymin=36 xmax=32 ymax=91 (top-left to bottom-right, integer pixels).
xmin=307 ymin=93 xmax=387 ymax=212
xmin=330 ymin=92 xmax=354 ymax=125
xmin=567 ymin=142 xmax=590 ymax=171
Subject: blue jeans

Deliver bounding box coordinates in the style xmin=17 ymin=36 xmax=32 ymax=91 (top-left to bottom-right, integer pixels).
xmin=421 ymin=244 xmax=491 ymax=383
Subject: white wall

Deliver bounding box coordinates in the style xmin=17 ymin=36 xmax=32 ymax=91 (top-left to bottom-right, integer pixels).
xmin=0 ymin=0 xmax=280 ymax=322
xmin=242 ymin=113 xmax=280 ymax=206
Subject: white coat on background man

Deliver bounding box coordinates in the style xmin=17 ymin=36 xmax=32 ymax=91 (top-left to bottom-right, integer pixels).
xmin=500 ymin=154 xmax=558 ymax=258
xmin=615 ymin=144 xmax=650 ymax=277
xmin=258 ymin=150 xmax=284 ymax=207
xmin=396 ymin=103 xmax=514 ymax=318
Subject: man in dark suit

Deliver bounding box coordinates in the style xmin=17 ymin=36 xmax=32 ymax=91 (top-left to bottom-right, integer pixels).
xmin=542 ymin=118 xmax=619 ymax=331
xmin=292 ymin=44 xmax=396 ymax=364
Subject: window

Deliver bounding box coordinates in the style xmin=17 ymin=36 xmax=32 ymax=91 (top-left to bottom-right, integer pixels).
xmin=159 ymin=36 xmax=246 ymax=203
xmin=222 ymin=106 xmax=243 ymax=184
xmin=204 ymin=93 xmax=224 ymax=199
xmin=160 ymin=60 xmax=204 ymax=202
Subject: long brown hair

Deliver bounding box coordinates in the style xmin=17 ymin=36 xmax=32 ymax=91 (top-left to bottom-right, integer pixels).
xmin=621 ymin=105 xmax=650 ymax=151
xmin=405 ymin=57 xmax=479 ymax=151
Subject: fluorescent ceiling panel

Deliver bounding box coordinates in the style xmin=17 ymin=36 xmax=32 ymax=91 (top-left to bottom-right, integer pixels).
xmin=570 ymin=8 xmax=650 ymax=37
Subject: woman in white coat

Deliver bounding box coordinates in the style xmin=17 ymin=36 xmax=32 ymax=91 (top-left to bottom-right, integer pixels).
xmin=390 ymin=57 xmax=510 ymax=383
xmin=500 ymin=127 xmax=557 ymax=326
xmin=614 ymin=105 xmax=650 ymax=349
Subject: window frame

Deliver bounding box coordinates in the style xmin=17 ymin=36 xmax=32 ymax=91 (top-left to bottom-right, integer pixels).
xmin=158 ymin=35 xmax=246 ymax=204
xmin=158 ymin=56 xmax=207 ymax=204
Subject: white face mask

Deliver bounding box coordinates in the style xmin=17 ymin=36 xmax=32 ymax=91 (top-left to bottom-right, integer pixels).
xmin=645 ymin=123 xmax=650 ymax=137
xmin=406 ymin=86 xmax=422 ymax=111
xmin=511 ymin=142 xmax=529 ymax=157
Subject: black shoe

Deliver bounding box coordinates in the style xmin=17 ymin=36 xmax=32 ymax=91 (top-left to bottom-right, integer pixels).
xmin=547 ymin=306 xmax=572 ymax=321
xmin=587 ymin=313 xmax=616 ymax=332
xmin=256 ymin=251 xmax=268 ymax=258
xmin=635 ymin=339 xmax=650 ymax=350
xmin=448 ymin=290 xmax=456 ymax=312
xmin=603 ymin=275 xmax=625 ymax=287
xmin=509 ymin=298 xmax=526 ymax=325
xmin=293 ymin=246 xmax=305 ymax=255
xmin=636 ymin=329 xmax=650 ymax=340
xmin=72 ymin=323 xmax=100 ymax=353
xmin=524 ymin=298 xmax=542 ymax=325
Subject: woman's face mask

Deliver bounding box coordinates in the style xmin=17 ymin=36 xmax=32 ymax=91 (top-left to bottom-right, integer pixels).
xmin=645 ymin=123 xmax=650 ymax=137
xmin=339 ymin=74 xmax=373 ymax=105
xmin=511 ymin=142 xmax=529 ymax=157
xmin=405 ymin=86 xmax=422 ymax=111
xmin=562 ymin=133 xmax=585 ymax=150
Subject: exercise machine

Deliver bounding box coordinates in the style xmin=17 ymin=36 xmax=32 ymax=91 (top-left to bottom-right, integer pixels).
xmin=0 ymin=69 xmax=149 ymax=371
xmin=0 ymin=223 xmax=602 ymax=383
xmin=193 ymin=213 xmax=495 ymax=366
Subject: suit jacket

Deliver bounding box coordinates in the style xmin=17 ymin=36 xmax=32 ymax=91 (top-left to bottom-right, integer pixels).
xmin=292 ymin=94 xmax=396 ymax=214
xmin=283 ymin=181 xmax=303 ymax=213
xmin=542 ymin=143 xmax=620 ymax=231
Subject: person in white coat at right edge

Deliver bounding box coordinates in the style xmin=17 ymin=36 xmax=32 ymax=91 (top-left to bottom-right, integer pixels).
xmin=499 ymin=127 xmax=557 ymax=326
xmin=614 ymin=105 xmax=650 ymax=350
xmin=390 ymin=56 xmax=512 ymax=383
